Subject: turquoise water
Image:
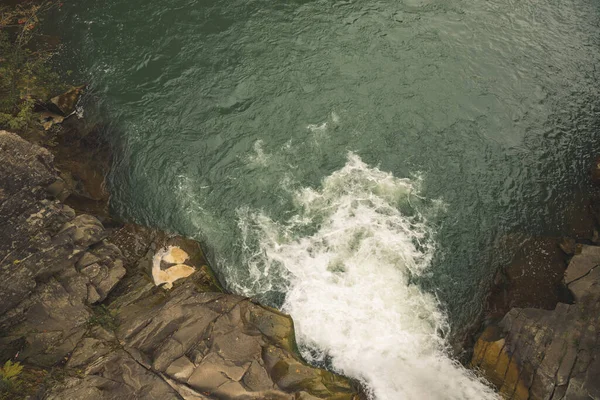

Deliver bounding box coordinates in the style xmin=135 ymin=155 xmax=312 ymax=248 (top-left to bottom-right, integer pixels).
xmin=55 ymin=0 xmax=600 ymax=397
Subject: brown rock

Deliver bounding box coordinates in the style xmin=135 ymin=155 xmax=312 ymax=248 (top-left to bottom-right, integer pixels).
xmin=473 ymin=245 xmax=600 ymax=399
xmin=485 ymin=237 xmax=568 ymax=320
xmin=50 ymin=85 xmax=85 ymax=116
xmin=48 ymin=350 xmax=180 ymax=400
xmin=591 ymin=156 xmax=600 ymax=185
xmin=109 ymin=280 xmax=358 ymax=399
xmin=558 ymin=237 xmax=576 ymax=255
xmin=38 ymin=111 xmax=64 ymax=130
xmin=0 ymin=131 xmax=361 ymax=400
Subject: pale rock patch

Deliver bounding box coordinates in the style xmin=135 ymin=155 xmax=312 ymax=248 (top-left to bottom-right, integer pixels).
xmin=152 ymin=246 xmax=195 ymax=289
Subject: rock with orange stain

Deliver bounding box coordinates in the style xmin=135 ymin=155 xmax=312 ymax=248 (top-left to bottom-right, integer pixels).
xmin=471 ymin=326 xmax=529 ymax=400
xmin=472 ymin=244 xmax=600 ymax=399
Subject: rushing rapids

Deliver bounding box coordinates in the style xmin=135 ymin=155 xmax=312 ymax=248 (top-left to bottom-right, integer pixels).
xmin=235 ymin=154 xmax=498 ymax=399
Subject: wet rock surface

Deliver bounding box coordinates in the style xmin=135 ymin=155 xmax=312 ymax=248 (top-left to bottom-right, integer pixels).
xmin=470 ymin=160 xmax=600 ymax=399
xmin=22 ymin=93 xmax=113 ymax=219
xmin=0 ymin=131 xmax=361 ymax=399
xmin=484 ymin=237 xmax=570 ymax=321
xmin=0 ymin=131 xmax=128 ymax=367
xmin=472 ymin=244 xmax=600 ymax=399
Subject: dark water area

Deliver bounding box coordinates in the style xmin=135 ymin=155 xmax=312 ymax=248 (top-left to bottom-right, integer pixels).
xmin=48 ymin=0 xmax=600 ymax=397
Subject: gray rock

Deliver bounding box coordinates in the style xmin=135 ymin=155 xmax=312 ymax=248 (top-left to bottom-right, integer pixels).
xmin=0 ymin=131 xmax=63 ymax=314
xmin=58 ymin=214 xmax=106 ymax=247
xmin=67 ymin=337 xmax=112 ymax=368
xmin=0 ymin=278 xmax=90 ymax=367
xmin=0 ymin=132 xmax=127 ymax=367
xmin=472 ymin=244 xmax=600 ymax=399
xmin=0 ymin=131 xmax=360 ymax=400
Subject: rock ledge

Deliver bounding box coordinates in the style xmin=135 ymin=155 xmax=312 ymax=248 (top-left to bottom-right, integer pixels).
xmin=0 ymin=130 xmax=361 ymax=400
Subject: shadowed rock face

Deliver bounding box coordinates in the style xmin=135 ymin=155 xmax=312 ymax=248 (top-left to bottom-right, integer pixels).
xmin=0 ymin=130 xmax=361 ymax=399
xmin=472 ymin=245 xmax=600 ymax=399
xmin=0 ymin=131 xmax=126 ymax=365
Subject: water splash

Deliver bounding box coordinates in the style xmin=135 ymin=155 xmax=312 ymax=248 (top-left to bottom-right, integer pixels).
xmin=236 ymin=153 xmax=498 ymax=399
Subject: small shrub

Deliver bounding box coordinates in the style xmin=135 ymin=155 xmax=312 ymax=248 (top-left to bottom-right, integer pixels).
xmin=0 ymin=360 xmax=23 ymax=382
xmin=0 ymin=360 xmax=24 ymax=399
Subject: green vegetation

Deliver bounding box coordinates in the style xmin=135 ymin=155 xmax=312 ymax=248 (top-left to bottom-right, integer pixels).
xmin=0 ymin=360 xmax=70 ymax=400
xmin=0 ymin=360 xmax=23 ymax=399
xmin=87 ymin=304 xmax=119 ymax=331
xmin=0 ymin=1 xmax=65 ymax=131
xmin=0 ymin=360 xmax=23 ymax=382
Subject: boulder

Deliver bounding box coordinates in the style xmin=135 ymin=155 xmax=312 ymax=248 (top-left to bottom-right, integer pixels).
xmin=472 ymin=245 xmax=600 ymax=399
xmin=49 ymin=85 xmax=85 ymax=117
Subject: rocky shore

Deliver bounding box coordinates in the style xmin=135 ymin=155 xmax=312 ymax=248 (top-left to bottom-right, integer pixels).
xmin=470 ymin=178 xmax=600 ymax=397
xmin=2 ymin=5 xmax=599 ymax=398
xmin=0 ymin=128 xmax=362 ymax=399
xmin=3 ymin=94 xmax=600 ymax=400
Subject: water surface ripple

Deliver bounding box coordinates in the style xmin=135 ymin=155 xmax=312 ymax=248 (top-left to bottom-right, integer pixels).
xmin=55 ymin=0 xmax=600 ymax=398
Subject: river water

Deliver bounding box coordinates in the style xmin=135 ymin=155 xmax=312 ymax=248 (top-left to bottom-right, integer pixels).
xmin=54 ymin=0 xmax=600 ymax=398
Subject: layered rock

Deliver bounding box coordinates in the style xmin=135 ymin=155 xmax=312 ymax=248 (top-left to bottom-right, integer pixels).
xmin=0 ymin=130 xmax=360 ymax=399
xmin=49 ymin=281 xmax=357 ymax=399
xmin=0 ymin=131 xmax=125 ymax=367
xmin=472 ymin=245 xmax=600 ymax=399
xmin=46 ymin=229 xmax=357 ymax=399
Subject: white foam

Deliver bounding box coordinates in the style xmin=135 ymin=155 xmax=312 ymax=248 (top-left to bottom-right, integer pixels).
xmin=307 ymin=122 xmax=328 ymax=133
xmin=246 ymin=139 xmax=271 ymax=167
xmin=331 ymin=111 xmax=340 ymax=124
xmin=236 ymin=153 xmax=498 ymax=400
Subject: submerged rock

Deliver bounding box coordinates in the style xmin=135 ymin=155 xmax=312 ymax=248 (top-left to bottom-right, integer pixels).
xmin=472 ymin=244 xmax=600 ymax=399
xmin=20 ymin=109 xmax=113 ymax=219
xmin=484 ymin=237 xmax=569 ymax=321
xmin=591 ymin=156 xmax=600 ymax=185
xmin=35 ymin=86 xmax=85 ymax=130
xmin=39 ymin=111 xmax=64 ymax=131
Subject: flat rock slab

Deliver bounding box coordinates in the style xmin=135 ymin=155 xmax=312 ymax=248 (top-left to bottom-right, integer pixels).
xmin=110 ymin=280 xmax=358 ymax=400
